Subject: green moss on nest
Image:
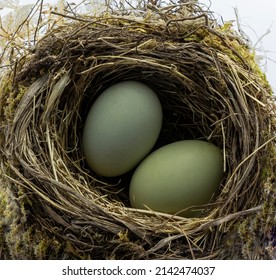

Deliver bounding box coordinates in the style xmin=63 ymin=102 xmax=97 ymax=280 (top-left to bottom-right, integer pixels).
xmin=0 ymin=76 xmax=27 ymax=124
xmin=0 ymin=182 xmax=70 ymax=259
xmin=239 ymin=176 xmax=275 ymax=259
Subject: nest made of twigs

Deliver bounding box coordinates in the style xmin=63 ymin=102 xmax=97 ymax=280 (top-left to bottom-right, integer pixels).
xmin=0 ymin=3 xmax=275 ymax=259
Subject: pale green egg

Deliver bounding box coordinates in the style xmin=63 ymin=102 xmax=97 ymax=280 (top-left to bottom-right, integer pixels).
xmin=82 ymin=81 xmax=162 ymax=177
xmin=129 ymin=140 xmax=224 ymax=217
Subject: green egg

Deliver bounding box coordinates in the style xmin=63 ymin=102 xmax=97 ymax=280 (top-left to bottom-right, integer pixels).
xmin=82 ymin=81 xmax=162 ymax=177
xmin=129 ymin=140 xmax=224 ymax=217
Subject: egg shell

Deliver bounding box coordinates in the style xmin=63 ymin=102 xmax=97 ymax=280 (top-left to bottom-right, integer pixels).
xmin=129 ymin=140 xmax=224 ymax=217
xmin=82 ymin=81 xmax=163 ymax=177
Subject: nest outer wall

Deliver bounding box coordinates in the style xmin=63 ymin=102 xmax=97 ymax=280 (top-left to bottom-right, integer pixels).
xmin=0 ymin=3 xmax=276 ymax=259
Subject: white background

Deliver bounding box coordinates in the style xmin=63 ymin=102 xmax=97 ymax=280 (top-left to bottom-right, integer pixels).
xmin=201 ymin=0 xmax=276 ymax=94
xmin=1 ymin=0 xmax=275 ymax=92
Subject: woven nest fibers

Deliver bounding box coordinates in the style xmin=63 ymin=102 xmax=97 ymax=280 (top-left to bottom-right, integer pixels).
xmin=0 ymin=4 xmax=276 ymax=259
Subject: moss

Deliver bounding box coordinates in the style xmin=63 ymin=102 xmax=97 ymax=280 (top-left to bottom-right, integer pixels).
xmin=4 ymin=84 xmax=27 ymax=121
xmin=236 ymin=174 xmax=275 ymax=259
xmin=0 ymin=190 xmax=66 ymax=259
xmin=0 ymin=73 xmax=30 ymax=133
xmin=195 ymin=23 xmax=271 ymax=92
xmin=0 ymin=173 xmax=66 ymax=259
xmin=0 ymin=188 xmax=8 ymax=254
xmin=117 ymin=230 xmax=130 ymax=242
xmin=32 ymin=230 xmax=63 ymax=259
xmin=260 ymin=145 xmax=276 ymax=181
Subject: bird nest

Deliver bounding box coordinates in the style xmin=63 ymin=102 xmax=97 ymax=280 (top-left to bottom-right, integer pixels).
xmin=0 ymin=2 xmax=275 ymax=259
